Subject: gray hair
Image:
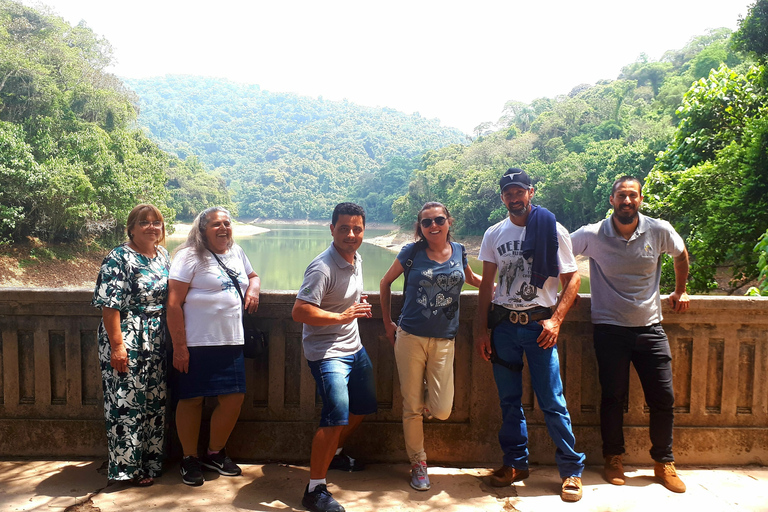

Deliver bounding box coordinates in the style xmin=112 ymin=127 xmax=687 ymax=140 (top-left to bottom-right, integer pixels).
xmin=173 ymin=206 xmax=234 ymax=259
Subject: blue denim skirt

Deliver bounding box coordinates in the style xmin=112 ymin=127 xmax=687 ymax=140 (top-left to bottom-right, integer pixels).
xmin=177 ymin=345 xmax=246 ymax=399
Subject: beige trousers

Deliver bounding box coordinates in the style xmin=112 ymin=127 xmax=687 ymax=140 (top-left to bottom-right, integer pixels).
xmin=394 ymin=327 xmax=455 ymax=464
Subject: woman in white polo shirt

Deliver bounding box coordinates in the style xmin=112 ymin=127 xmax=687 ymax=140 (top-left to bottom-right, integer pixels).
xmin=167 ymin=207 xmax=260 ymax=486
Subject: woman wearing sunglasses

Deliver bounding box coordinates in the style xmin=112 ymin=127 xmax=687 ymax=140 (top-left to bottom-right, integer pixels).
xmin=380 ymin=201 xmax=482 ymax=491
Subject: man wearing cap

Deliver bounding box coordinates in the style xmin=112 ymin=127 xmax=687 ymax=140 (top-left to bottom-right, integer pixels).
xmin=474 ymin=168 xmax=585 ymax=502
xmin=570 ymin=176 xmax=689 ymax=493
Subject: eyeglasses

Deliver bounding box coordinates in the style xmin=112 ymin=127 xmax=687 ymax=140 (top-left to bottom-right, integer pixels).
xmin=420 ymin=216 xmax=447 ymax=228
xmin=138 ymin=220 xmax=163 ymax=228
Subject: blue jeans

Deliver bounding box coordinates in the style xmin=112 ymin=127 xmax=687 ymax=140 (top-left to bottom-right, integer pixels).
xmin=593 ymin=323 xmax=675 ymax=462
xmin=307 ymin=347 xmax=378 ymax=427
xmin=491 ymin=320 xmax=585 ymax=478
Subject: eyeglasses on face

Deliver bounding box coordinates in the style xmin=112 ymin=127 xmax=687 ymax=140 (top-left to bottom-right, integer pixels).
xmin=420 ymin=216 xmax=447 ymax=228
xmin=138 ymin=220 xmax=163 ymax=228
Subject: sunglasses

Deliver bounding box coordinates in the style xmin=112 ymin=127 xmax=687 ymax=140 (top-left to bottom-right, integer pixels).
xmin=420 ymin=216 xmax=447 ymax=228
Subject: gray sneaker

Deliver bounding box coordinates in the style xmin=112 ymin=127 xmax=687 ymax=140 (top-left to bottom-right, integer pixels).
xmin=410 ymin=461 xmax=431 ymax=491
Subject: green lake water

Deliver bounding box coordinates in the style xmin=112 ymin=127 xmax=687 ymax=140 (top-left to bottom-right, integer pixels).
xmin=166 ymin=224 xmax=589 ymax=293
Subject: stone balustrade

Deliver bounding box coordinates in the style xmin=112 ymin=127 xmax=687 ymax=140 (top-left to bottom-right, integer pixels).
xmin=0 ymin=289 xmax=766 ymax=465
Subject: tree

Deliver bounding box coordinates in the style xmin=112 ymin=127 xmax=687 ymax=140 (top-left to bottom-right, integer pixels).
xmin=732 ymin=0 xmax=768 ymax=63
xmin=645 ymin=65 xmax=768 ymax=292
xmin=0 ymin=1 xmax=228 ymax=242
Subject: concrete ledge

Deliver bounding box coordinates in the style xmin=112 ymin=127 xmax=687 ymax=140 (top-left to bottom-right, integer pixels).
xmin=1 ymin=289 xmax=767 ymax=465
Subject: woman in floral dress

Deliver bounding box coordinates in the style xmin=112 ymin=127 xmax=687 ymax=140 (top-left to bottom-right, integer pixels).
xmin=92 ymin=204 xmax=170 ymax=486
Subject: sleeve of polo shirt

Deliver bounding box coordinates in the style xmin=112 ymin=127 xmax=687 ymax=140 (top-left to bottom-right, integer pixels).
xmin=296 ymin=266 xmax=330 ymax=307
xmin=570 ymin=226 xmax=587 ymax=257
xmin=659 ymin=220 xmax=686 ymax=257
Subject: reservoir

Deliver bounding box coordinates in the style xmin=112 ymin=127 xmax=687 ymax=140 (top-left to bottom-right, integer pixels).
xmin=166 ymin=224 xmax=467 ymax=292
xmin=167 ymin=224 xmax=587 ymax=293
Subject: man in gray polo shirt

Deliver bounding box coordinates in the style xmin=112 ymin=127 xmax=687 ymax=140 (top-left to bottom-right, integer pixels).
xmin=292 ymin=202 xmax=377 ymax=512
xmin=570 ymin=176 xmax=690 ymax=494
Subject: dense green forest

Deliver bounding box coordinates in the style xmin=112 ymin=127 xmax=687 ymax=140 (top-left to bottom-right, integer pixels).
xmin=2 ymin=0 xmax=767 ymax=294
xmin=126 ymin=7 xmax=768 ymax=293
xmin=126 ymin=76 xmax=467 ymax=222
xmin=389 ymin=11 xmax=768 ymax=294
xmin=0 ymin=0 xmax=232 ymax=245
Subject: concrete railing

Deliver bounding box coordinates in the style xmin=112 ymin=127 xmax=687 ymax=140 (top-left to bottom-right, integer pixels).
xmin=1 ymin=289 xmax=766 ymax=465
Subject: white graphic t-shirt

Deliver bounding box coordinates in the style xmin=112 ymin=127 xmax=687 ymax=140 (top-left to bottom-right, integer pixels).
xmin=478 ymin=217 xmax=577 ymax=309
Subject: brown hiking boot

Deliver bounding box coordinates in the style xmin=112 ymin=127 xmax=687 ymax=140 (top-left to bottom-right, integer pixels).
xmin=560 ymin=476 xmax=583 ymax=502
xmin=604 ymin=454 xmax=625 ymax=485
xmin=654 ymin=461 xmax=686 ymax=493
xmin=488 ymin=465 xmax=530 ymax=487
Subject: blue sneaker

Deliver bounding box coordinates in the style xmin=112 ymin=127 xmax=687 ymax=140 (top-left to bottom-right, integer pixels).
xmin=302 ymin=484 xmax=345 ymax=512
xmin=410 ymin=461 xmax=431 ymax=491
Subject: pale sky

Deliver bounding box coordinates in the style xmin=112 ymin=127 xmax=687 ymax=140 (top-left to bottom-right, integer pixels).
xmin=25 ymin=0 xmax=756 ymax=134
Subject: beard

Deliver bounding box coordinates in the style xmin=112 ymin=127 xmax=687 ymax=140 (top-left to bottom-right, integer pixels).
xmin=613 ymin=206 xmax=638 ymax=225
xmin=507 ymin=202 xmax=529 ymax=217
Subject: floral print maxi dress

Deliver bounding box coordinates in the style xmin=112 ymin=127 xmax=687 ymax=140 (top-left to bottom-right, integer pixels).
xmin=91 ymin=243 xmax=170 ymax=481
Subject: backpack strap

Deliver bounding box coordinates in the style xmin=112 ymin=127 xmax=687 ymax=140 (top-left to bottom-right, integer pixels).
xmin=398 ymin=240 xmax=426 ymax=325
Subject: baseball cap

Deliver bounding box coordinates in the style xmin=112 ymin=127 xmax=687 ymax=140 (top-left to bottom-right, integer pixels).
xmin=499 ymin=168 xmax=532 ymax=192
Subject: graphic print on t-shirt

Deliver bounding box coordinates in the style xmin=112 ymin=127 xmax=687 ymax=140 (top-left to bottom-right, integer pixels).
xmin=496 ymin=241 xmax=538 ymax=305
xmin=213 ymin=254 xmax=242 ymax=297
xmin=416 ymin=260 xmax=462 ymax=320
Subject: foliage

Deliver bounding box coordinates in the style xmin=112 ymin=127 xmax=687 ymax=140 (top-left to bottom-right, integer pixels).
xmin=390 ymin=31 xmax=739 ymax=237
xmin=746 ymin=229 xmax=768 ymax=296
xmin=385 ymin=24 xmax=768 ymax=298
xmin=0 ymin=1 xmax=229 ymax=242
xmin=127 ymin=76 xmax=467 ymax=222
xmin=732 ymin=0 xmax=768 ymax=64
xmin=645 ymin=63 xmax=768 ymax=293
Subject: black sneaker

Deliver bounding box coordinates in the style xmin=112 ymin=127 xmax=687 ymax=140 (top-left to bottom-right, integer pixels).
xmin=302 ymin=484 xmax=345 ymax=512
xmin=200 ymin=447 xmax=242 ymax=476
xmin=180 ymin=456 xmax=204 ymax=486
xmin=328 ymin=451 xmax=364 ymax=472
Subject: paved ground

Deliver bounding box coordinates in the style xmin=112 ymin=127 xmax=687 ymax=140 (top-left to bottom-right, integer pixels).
xmin=1 ymin=460 xmax=767 ymax=512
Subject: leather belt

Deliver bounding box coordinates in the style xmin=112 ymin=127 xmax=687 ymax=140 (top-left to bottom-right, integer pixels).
xmin=488 ymin=304 xmax=552 ymax=328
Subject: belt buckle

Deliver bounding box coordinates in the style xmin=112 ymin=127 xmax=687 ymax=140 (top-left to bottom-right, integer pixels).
xmin=508 ymin=311 xmax=529 ymax=325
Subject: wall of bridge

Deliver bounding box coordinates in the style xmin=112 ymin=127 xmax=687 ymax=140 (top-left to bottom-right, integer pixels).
xmin=0 ymin=289 xmax=766 ymax=465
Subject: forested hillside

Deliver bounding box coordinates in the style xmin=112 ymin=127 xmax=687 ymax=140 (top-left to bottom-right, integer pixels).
xmin=391 ymin=19 xmax=768 ymax=294
xmin=0 ymin=0 xmax=232 ymax=245
xmin=126 ymin=76 xmax=467 ymax=222
xmin=393 ymin=28 xmax=742 ymax=234
xmin=3 ymin=0 xmax=767 ymax=294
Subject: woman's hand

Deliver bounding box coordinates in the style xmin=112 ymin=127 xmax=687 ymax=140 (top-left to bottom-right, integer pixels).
xmin=245 ymin=273 xmax=260 ymax=313
xmin=384 ymin=320 xmax=397 ymax=346
xmin=110 ymin=343 xmax=129 ymax=373
xmin=102 ymin=307 xmax=129 ymax=373
xmin=173 ymin=344 xmax=190 ymax=373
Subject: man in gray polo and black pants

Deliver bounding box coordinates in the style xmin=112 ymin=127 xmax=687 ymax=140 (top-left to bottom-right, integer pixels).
xmin=570 ymin=176 xmax=689 ymax=493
